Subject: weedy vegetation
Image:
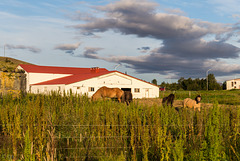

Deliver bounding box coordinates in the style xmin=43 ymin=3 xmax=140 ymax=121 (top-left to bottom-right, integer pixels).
xmin=1 ymin=90 xmax=240 ymax=160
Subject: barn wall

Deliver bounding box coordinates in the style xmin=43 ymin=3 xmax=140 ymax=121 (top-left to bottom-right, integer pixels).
xmin=226 ymin=80 xmax=240 ymax=90
xmin=29 ymin=72 xmax=159 ymax=98
xmin=26 ymin=73 xmax=70 ymax=92
xmin=68 ymin=72 xmax=159 ymax=98
xmin=0 ymin=71 xmax=26 ymax=97
xmin=30 ymin=84 xmax=65 ymax=94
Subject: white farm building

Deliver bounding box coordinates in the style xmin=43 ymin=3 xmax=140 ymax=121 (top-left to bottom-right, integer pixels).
xmin=226 ymin=78 xmax=240 ymax=90
xmin=17 ymin=64 xmax=159 ymax=98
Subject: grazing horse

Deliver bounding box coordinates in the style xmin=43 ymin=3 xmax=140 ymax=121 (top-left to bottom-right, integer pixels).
xmin=162 ymin=94 xmax=175 ymax=107
xmin=91 ymin=86 xmax=124 ymax=102
xmin=183 ymin=95 xmax=202 ymax=111
xmin=121 ymin=91 xmax=133 ymax=105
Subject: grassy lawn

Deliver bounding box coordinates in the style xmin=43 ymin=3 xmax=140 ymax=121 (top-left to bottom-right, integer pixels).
xmin=160 ymin=89 xmax=240 ymax=105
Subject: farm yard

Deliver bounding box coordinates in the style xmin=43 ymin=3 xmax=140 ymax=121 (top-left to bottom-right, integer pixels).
xmin=1 ymin=90 xmax=240 ymax=160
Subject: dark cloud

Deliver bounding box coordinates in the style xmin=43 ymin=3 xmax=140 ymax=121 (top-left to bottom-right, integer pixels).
xmin=100 ymin=52 xmax=240 ymax=78
xmin=65 ymin=50 xmax=74 ymax=55
xmin=137 ymin=47 xmax=150 ymax=50
xmin=72 ymin=0 xmax=240 ymax=79
xmin=54 ymin=43 xmax=80 ymax=50
xmin=5 ymin=44 xmax=41 ymax=53
xmin=159 ymin=39 xmax=240 ymax=59
xmin=137 ymin=46 xmax=151 ymax=53
xmin=83 ymin=47 xmax=103 ymax=59
xmin=54 ymin=42 xmax=81 ymax=55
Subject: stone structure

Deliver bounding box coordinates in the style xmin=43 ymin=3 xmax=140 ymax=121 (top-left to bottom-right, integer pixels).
xmin=0 ymin=71 xmax=26 ymax=97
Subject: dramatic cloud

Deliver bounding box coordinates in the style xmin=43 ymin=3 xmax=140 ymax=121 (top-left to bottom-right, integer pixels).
xmin=71 ymin=0 xmax=240 ymax=78
xmin=5 ymin=44 xmax=41 ymax=53
xmin=54 ymin=42 xmax=81 ymax=54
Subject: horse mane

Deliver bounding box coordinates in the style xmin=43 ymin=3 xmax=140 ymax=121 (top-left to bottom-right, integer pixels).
xmin=183 ymin=96 xmax=201 ymax=111
xmin=195 ymin=95 xmax=201 ymax=104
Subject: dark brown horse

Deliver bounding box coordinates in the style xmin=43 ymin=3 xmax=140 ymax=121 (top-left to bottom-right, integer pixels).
xmin=121 ymin=91 xmax=133 ymax=105
xmin=162 ymin=94 xmax=175 ymax=107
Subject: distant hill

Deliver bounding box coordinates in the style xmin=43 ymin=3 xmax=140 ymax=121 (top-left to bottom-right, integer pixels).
xmin=0 ymin=57 xmax=33 ymax=72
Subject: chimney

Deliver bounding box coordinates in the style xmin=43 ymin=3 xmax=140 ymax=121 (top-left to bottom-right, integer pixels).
xmin=90 ymin=67 xmax=99 ymax=73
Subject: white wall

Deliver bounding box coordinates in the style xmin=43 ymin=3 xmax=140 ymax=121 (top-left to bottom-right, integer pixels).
xmin=226 ymin=79 xmax=240 ymax=90
xmin=30 ymin=84 xmax=65 ymax=94
xmin=26 ymin=73 xmax=70 ymax=92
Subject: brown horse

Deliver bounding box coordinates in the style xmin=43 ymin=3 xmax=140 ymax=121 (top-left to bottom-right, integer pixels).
xmin=91 ymin=86 xmax=124 ymax=102
xmin=183 ymin=95 xmax=202 ymax=111
xmin=162 ymin=94 xmax=175 ymax=107
xmin=121 ymin=91 xmax=133 ymax=105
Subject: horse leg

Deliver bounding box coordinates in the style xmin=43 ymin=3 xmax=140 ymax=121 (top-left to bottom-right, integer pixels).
xmin=162 ymin=97 xmax=167 ymax=107
xmin=117 ymin=97 xmax=121 ymax=103
xmin=162 ymin=101 xmax=165 ymax=107
xmin=167 ymin=99 xmax=171 ymax=107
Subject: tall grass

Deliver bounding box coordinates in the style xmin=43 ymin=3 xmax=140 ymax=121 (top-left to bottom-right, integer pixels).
xmin=0 ymin=91 xmax=240 ymax=160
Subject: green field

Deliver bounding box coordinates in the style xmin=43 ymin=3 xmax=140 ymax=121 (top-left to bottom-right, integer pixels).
xmin=161 ymin=90 xmax=240 ymax=105
xmin=1 ymin=90 xmax=240 ymax=161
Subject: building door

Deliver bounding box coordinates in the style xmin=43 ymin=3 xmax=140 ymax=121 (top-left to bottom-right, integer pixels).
xmin=121 ymin=88 xmax=131 ymax=92
xmin=145 ymin=89 xmax=149 ymax=98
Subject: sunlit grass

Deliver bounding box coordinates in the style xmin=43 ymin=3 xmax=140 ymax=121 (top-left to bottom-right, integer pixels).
xmin=0 ymin=91 xmax=240 ymax=160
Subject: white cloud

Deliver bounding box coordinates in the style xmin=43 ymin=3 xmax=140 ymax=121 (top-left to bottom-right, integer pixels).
xmin=5 ymin=44 xmax=41 ymax=53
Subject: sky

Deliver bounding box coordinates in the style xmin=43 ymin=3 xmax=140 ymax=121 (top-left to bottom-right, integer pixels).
xmin=1 ymin=0 xmax=240 ymax=84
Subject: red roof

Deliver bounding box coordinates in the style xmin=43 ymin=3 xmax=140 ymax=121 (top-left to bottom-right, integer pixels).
xmin=18 ymin=64 xmax=108 ymax=74
xmin=18 ymin=64 xmax=158 ymax=87
xmin=33 ymin=71 xmax=113 ymax=85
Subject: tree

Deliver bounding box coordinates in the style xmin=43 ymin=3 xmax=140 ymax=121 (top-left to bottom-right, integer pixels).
xmin=222 ymin=81 xmax=226 ymax=90
xmin=178 ymin=77 xmax=185 ymax=90
xmin=151 ymin=79 xmax=158 ymax=85
xmin=160 ymin=73 xmax=222 ymax=91
xmin=207 ymin=74 xmax=221 ymax=90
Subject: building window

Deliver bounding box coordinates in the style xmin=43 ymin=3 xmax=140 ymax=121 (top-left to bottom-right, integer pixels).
xmin=77 ymin=87 xmax=80 ymax=90
xmin=232 ymin=82 xmax=234 ymax=87
xmin=134 ymin=88 xmax=140 ymax=93
xmin=88 ymin=87 xmax=95 ymax=92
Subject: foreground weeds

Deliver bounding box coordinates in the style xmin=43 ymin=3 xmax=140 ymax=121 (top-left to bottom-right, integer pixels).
xmin=0 ymin=93 xmax=240 ymax=160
